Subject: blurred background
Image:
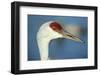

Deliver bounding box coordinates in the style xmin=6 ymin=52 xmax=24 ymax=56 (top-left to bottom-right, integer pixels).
xmin=28 ymin=15 xmax=88 ymax=60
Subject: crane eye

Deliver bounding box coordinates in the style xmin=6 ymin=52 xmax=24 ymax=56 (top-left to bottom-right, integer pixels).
xmin=67 ymin=34 xmax=74 ymax=38
xmin=50 ymin=22 xmax=63 ymax=31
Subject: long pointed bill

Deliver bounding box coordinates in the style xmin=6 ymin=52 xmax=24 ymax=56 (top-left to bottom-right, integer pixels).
xmin=59 ymin=30 xmax=83 ymax=43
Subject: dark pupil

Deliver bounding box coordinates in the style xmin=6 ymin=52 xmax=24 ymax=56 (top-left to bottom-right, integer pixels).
xmin=67 ymin=35 xmax=73 ymax=38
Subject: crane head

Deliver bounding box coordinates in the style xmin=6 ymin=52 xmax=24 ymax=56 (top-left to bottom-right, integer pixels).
xmin=49 ymin=21 xmax=83 ymax=43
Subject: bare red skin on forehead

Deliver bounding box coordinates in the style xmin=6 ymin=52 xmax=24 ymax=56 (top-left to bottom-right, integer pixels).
xmin=50 ymin=22 xmax=63 ymax=32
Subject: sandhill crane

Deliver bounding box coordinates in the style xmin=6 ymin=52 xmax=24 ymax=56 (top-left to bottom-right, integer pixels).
xmin=37 ymin=21 xmax=83 ymax=61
